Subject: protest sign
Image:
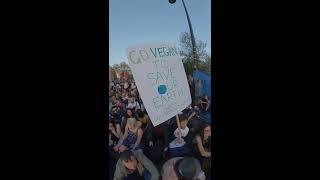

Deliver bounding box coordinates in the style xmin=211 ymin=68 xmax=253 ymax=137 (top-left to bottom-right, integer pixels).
xmin=126 ymin=43 xmax=191 ymax=126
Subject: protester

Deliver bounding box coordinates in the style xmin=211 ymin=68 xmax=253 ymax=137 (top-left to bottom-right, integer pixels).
xmin=109 ymin=117 xmax=121 ymax=179
xmin=116 ymin=83 xmax=121 ymax=91
xmin=124 ymin=108 xmax=134 ymax=118
xmin=114 ymin=118 xmax=144 ymax=153
xmin=124 ymin=81 xmax=129 ymax=89
xmin=121 ymin=109 xmax=135 ymax=132
xmin=137 ymin=94 xmax=145 ymax=113
xmin=185 ymin=107 xmax=202 ymax=134
xmin=167 ymin=114 xmax=193 ymax=158
xmin=113 ymin=150 xmax=160 ymax=180
xmin=194 ymin=123 xmax=211 ymax=178
xmin=127 ymin=95 xmax=141 ymax=112
xmin=111 ymin=95 xmax=117 ymax=106
xmin=108 ymin=77 xmax=212 ymax=179
xmin=161 ymin=156 xmax=206 ymax=180
xmin=122 ymin=91 xmax=129 ymax=105
xmin=116 ymin=99 xmax=126 ymax=111
xmin=137 ymin=111 xmax=154 ymax=147
xmin=110 ymin=106 xmax=123 ymax=125
xmin=109 ymin=117 xmax=121 ymax=141
xmin=197 ymin=95 xmax=210 ymax=112
xmin=136 ymin=110 xmax=156 ymax=159
xmin=194 ymin=123 xmax=211 ymax=157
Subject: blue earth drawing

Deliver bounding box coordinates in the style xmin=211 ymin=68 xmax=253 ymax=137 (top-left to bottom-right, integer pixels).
xmin=158 ymin=84 xmax=167 ymax=95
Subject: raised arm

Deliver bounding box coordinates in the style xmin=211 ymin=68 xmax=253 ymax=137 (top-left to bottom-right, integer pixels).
xmin=187 ymin=111 xmax=197 ymax=124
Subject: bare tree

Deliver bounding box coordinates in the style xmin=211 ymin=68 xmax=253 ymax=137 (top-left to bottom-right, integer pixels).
xmin=178 ymin=31 xmax=211 ymax=73
xmin=179 ymin=31 xmax=208 ymax=63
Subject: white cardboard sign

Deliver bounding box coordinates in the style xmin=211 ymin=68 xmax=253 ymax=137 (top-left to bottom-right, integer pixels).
xmin=126 ymin=43 xmax=191 ymax=126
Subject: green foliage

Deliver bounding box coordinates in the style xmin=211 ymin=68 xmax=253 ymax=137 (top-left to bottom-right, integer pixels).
xmin=178 ymin=31 xmax=211 ymax=73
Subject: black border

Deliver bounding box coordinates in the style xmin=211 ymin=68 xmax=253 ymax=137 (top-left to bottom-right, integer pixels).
xmin=4 ymin=0 xmax=313 ymax=179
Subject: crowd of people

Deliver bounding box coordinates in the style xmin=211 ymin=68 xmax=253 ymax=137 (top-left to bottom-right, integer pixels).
xmin=108 ymin=77 xmax=213 ymax=180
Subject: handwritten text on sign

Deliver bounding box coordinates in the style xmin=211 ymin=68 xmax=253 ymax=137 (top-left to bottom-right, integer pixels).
xmin=127 ymin=43 xmax=191 ymax=126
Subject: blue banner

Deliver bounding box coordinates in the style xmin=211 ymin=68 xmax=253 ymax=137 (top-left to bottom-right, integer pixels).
xmin=193 ymin=70 xmax=211 ymax=100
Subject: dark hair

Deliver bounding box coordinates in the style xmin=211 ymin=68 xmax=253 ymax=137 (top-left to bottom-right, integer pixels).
xmin=109 ymin=116 xmax=115 ymax=124
xmin=108 ymin=117 xmax=115 ymax=132
xmin=126 ymin=109 xmax=135 ymax=118
xmin=179 ymin=114 xmax=188 ymax=122
xmin=174 ymin=157 xmax=200 ymax=180
xmin=137 ymin=110 xmax=145 ymax=119
xmin=119 ymin=150 xmax=134 ymax=162
xmin=198 ymin=123 xmax=211 ymax=140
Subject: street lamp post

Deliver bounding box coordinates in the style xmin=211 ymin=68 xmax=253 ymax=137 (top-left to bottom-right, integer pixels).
xmin=169 ymin=0 xmax=198 ymax=70
xmin=169 ymin=0 xmax=198 ymax=104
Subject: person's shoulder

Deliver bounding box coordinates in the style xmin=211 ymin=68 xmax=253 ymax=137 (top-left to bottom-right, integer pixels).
xmin=132 ymin=149 xmax=145 ymax=159
xmin=194 ymin=134 xmax=201 ymax=141
xmin=195 ymin=171 xmax=206 ymax=180
xmin=115 ymin=158 xmax=124 ymax=169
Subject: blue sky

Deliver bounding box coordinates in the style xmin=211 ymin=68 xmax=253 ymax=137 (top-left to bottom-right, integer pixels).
xmin=109 ymin=0 xmax=211 ymax=66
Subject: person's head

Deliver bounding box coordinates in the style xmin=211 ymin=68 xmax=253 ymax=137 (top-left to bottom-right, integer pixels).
xmin=127 ymin=94 xmax=134 ymax=103
xmin=173 ymin=157 xmax=202 ymax=180
xmin=200 ymin=123 xmax=211 ymax=139
xmin=111 ymin=106 xmax=118 ymax=114
xmin=116 ymin=99 xmax=123 ymax=105
xmin=126 ymin=109 xmax=133 ymax=117
xmin=137 ymin=110 xmax=147 ymax=123
xmin=130 ymin=97 xmax=136 ymax=103
xmin=111 ymin=95 xmax=116 ymax=102
xmin=126 ymin=118 xmax=138 ymax=130
xmin=179 ymin=114 xmax=188 ymax=129
xmin=120 ymin=150 xmax=138 ymax=171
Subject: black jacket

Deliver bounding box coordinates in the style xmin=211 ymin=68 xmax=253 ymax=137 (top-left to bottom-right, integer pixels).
xmin=141 ymin=120 xmax=154 ymax=144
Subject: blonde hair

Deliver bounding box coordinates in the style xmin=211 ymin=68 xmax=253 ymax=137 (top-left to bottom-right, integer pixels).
xmin=127 ymin=118 xmax=138 ymax=128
